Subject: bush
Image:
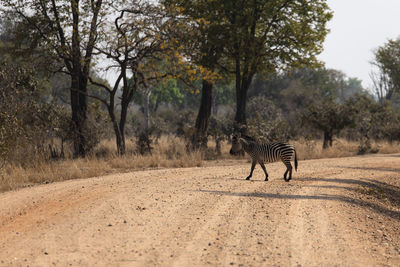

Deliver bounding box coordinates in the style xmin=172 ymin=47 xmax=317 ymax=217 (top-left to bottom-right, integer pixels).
xmin=344 ymin=94 xmax=400 ymax=146
xmin=208 ymin=114 xmax=234 ymax=154
xmin=246 ymin=96 xmax=291 ymax=142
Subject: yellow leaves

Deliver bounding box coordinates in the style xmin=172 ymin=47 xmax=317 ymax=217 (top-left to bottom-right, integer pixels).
xmin=176 ymin=6 xmax=185 ymax=13
xmin=195 ymin=18 xmax=210 ymax=26
xmin=186 ymin=68 xmax=197 ymax=76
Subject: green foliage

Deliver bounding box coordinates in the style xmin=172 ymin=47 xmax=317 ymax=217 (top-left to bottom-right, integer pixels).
xmin=165 ymin=0 xmax=332 ymax=125
xmin=302 ymin=99 xmax=353 ymax=148
xmin=303 ymin=100 xmax=351 ymax=133
xmin=251 ymin=68 xmax=369 ymax=103
xmin=246 ymin=96 xmax=291 ymax=143
xmin=168 ymin=0 xmax=332 ymax=72
xmin=344 ymin=94 xmax=400 ymax=153
xmin=135 ymin=79 xmax=184 ymax=111
xmin=213 ymin=78 xmax=235 ymax=108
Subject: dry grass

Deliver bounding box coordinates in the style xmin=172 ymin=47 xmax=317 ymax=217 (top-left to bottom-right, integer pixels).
xmin=293 ymin=138 xmax=400 ymax=160
xmin=0 ymin=136 xmax=203 ymax=192
xmin=293 ymin=138 xmax=357 ymax=160
xmin=1 ymin=136 xmax=400 ymax=193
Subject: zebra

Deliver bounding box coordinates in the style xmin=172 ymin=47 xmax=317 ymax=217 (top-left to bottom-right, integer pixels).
xmin=229 ymin=133 xmax=298 ymax=182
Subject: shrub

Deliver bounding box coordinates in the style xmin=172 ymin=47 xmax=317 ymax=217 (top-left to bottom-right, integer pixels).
xmin=246 ymin=96 xmax=291 ymax=142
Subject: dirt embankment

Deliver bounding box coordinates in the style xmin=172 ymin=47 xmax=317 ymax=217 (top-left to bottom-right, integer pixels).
xmin=0 ymin=154 xmax=399 ymax=266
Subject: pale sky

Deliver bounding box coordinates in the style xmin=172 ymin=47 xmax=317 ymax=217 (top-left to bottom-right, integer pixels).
xmin=318 ymin=0 xmax=400 ymax=90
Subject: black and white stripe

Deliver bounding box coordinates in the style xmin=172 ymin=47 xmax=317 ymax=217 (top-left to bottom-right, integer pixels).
xmin=230 ymin=133 xmax=298 ymax=182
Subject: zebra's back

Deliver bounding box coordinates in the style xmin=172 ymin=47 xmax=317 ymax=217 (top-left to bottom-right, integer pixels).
xmin=252 ymin=142 xmax=295 ymax=163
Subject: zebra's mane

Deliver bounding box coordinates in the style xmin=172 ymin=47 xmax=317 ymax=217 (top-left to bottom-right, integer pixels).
xmin=239 ymin=134 xmax=257 ymax=145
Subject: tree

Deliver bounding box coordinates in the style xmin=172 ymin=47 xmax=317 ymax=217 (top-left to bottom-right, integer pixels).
xmin=1 ymin=0 xmax=108 ymax=157
xmin=148 ymin=79 xmax=184 ymax=112
xmin=135 ymin=78 xmax=184 ymax=139
xmin=345 ymin=94 xmax=400 ymax=153
xmin=163 ymin=0 xmax=224 ymax=149
xmin=217 ymin=0 xmax=332 ymax=128
xmin=91 ymin=2 xmax=192 ymax=155
xmin=302 ymin=100 xmax=352 ymax=149
xmin=371 ymin=38 xmax=400 ymax=102
xmin=164 ymin=0 xmax=331 ymax=142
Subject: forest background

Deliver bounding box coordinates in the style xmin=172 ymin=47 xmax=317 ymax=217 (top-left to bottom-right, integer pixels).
xmin=1 ymin=0 xmax=400 ymax=191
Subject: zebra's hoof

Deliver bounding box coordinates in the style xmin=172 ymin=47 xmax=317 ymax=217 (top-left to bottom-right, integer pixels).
xmin=265 ymin=178 xmax=269 ymax=181
xmin=245 ymin=177 xmax=251 ymax=180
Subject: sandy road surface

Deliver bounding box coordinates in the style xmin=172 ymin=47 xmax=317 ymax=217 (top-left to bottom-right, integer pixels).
xmin=0 ymin=154 xmax=399 ymax=266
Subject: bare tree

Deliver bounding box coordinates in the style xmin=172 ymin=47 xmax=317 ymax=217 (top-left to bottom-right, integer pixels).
xmin=370 ymin=70 xmax=394 ymax=104
xmin=371 ymin=38 xmax=400 ymax=102
xmin=90 ymin=2 xmax=177 ymax=155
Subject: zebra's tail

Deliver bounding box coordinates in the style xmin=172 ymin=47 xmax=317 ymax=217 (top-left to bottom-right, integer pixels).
xmin=294 ymin=149 xmax=298 ymax=171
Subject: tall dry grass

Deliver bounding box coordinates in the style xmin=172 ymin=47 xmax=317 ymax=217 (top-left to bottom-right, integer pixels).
xmin=293 ymin=138 xmax=400 ymax=160
xmin=0 ymin=136 xmax=203 ymax=192
xmin=1 ymin=136 xmax=400 ymax=193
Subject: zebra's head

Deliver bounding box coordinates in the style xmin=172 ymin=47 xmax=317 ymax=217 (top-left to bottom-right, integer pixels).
xmin=230 ymin=133 xmax=243 ymax=155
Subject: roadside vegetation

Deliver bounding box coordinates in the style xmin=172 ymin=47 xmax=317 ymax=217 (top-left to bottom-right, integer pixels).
xmin=1 ymin=137 xmax=400 ymax=192
xmin=1 ymin=1 xmax=400 ymax=192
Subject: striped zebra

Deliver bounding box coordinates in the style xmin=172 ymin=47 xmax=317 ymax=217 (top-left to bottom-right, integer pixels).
xmin=230 ymin=133 xmax=298 ymax=182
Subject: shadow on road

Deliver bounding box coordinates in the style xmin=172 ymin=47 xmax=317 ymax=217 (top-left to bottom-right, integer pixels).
xmin=337 ymin=166 xmax=400 ymax=173
xmin=296 ymin=177 xmax=400 ymax=208
xmin=196 ymin=176 xmax=400 ymax=221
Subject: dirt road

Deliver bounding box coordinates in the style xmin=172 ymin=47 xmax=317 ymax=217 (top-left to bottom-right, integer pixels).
xmin=0 ymin=154 xmax=399 ymax=266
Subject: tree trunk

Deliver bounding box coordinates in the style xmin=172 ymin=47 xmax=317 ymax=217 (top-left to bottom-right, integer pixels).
xmin=323 ymin=130 xmax=333 ymax=149
xmin=144 ymin=87 xmax=151 ymax=133
xmin=215 ymin=138 xmax=221 ymax=155
xmin=107 ymin=101 xmax=124 ymax=155
xmin=118 ymin=99 xmax=129 ymax=156
xmin=113 ymin=122 xmax=124 ymax=155
xmin=234 ymin=74 xmax=254 ymax=133
xmin=212 ymin=91 xmax=218 ymax=115
xmin=192 ymin=80 xmax=213 ymax=149
xmin=234 ymin=84 xmax=248 ymax=129
xmin=385 ymin=85 xmax=396 ymax=100
xmin=70 ymin=73 xmax=88 ymax=157
xmin=118 ymin=68 xmax=136 ymax=156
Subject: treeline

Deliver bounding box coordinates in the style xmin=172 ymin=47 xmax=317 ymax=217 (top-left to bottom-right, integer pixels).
xmin=0 ymin=0 xmax=399 ymax=166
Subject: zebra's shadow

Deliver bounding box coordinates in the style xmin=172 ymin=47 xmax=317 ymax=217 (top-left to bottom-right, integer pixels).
xmin=336 ymin=165 xmax=400 ymax=174
xmin=195 ymin=185 xmax=400 ymax=221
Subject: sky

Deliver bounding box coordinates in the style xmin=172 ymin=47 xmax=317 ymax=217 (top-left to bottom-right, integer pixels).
xmin=318 ymin=0 xmax=400 ymax=89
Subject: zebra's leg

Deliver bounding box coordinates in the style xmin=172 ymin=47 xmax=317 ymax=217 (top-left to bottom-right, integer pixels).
xmin=284 ymin=162 xmax=293 ymax=182
xmin=246 ymin=160 xmax=256 ymax=180
xmin=259 ymin=162 xmax=269 ymax=181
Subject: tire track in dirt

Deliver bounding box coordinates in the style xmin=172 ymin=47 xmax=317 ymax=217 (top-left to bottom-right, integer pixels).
xmin=284 ymin=180 xmax=353 ymax=266
xmin=171 ymin=195 xmax=241 ymax=266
